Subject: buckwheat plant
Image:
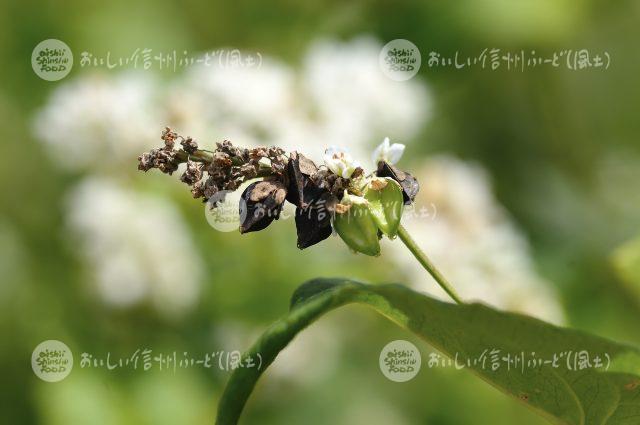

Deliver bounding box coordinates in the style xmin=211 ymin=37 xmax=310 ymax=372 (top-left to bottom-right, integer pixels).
xmin=138 ymin=128 xmax=640 ymax=425
xmin=139 ymin=128 xmax=461 ymax=302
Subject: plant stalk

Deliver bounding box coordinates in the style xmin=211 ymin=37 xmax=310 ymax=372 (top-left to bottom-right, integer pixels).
xmin=175 ymin=149 xmax=214 ymax=163
xmin=396 ymin=224 xmax=463 ymax=304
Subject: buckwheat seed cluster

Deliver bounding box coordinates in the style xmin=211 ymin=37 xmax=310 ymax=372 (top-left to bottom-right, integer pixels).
xmin=138 ymin=129 xmax=419 ymax=255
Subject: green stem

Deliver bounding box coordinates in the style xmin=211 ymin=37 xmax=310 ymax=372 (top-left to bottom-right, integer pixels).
xmin=175 ymin=149 xmax=214 ymax=163
xmin=396 ymin=224 xmax=463 ymax=304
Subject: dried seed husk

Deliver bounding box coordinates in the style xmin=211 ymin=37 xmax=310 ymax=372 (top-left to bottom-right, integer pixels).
xmin=239 ymin=180 xmax=287 ymax=234
xmin=295 ymin=191 xmax=337 ymax=249
xmin=376 ymin=161 xmax=419 ymax=205
xmin=286 ymin=152 xmax=318 ymax=208
xmin=286 ymin=152 xmax=339 ymax=248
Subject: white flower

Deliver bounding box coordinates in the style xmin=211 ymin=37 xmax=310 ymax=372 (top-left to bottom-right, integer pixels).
xmin=66 ymin=177 xmax=203 ymax=317
xmin=372 ymin=137 xmax=405 ymax=165
xmin=33 ymin=73 xmax=160 ymax=171
xmin=34 ymin=38 xmax=432 ymax=172
xmin=301 ymin=37 xmax=430 ymax=160
xmin=323 ymin=146 xmax=361 ymax=178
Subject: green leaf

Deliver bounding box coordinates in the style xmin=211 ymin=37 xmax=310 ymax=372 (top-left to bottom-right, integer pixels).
xmin=364 ymin=177 xmax=404 ymax=238
xmin=216 ymin=279 xmax=640 ymax=425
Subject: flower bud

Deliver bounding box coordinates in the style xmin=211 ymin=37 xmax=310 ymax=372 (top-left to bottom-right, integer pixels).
xmin=333 ymin=192 xmax=380 ymax=256
xmin=323 ymin=146 xmax=360 ymax=179
xmin=364 ymin=177 xmax=404 ymax=238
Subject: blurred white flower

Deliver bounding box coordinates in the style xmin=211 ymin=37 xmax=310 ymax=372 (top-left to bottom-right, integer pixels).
xmin=324 ymin=146 xmax=360 ymax=178
xmin=300 ymin=37 xmax=430 ymax=161
xmin=33 ymin=73 xmax=160 ymax=170
xmin=372 ymin=137 xmax=405 ymax=165
xmin=163 ymin=37 xmax=431 ymax=163
xmin=66 ymin=177 xmax=203 ymax=317
xmin=386 ymin=156 xmax=564 ymax=324
xmin=169 ymin=58 xmax=297 ymax=145
xmin=34 ymin=37 xmax=430 ymax=172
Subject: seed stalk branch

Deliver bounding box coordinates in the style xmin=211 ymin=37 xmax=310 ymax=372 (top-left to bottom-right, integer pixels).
xmin=396 ymin=224 xmax=463 ymax=304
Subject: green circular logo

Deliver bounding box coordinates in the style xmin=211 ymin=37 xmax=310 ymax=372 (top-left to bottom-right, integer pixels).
xmin=379 ymin=339 xmax=422 ymax=382
xmin=31 ymin=340 xmax=74 ymax=382
xmin=379 ymin=39 xmax=421 ymax=82
xmin=205 ymin=190 xmax=243 ymax=232
xmin=31 ymin=39 xmax=73 ymax=81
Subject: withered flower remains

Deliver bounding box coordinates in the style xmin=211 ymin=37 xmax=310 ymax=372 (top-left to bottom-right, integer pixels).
xmin=138 ymin=128 xmax=419 ymax=255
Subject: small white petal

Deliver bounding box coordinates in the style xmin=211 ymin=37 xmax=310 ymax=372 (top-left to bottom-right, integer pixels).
xmin=372 ymin=137 xmax=404 ymax=165
xmin=386 ymin=143 xmax=405 ymax=165
xmin=371 ymin=143 xmax=385 ymax=166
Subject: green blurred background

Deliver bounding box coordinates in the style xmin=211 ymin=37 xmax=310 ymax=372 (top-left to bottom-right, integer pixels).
xmin=2 ymin=0 xmax=640 ymax=424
